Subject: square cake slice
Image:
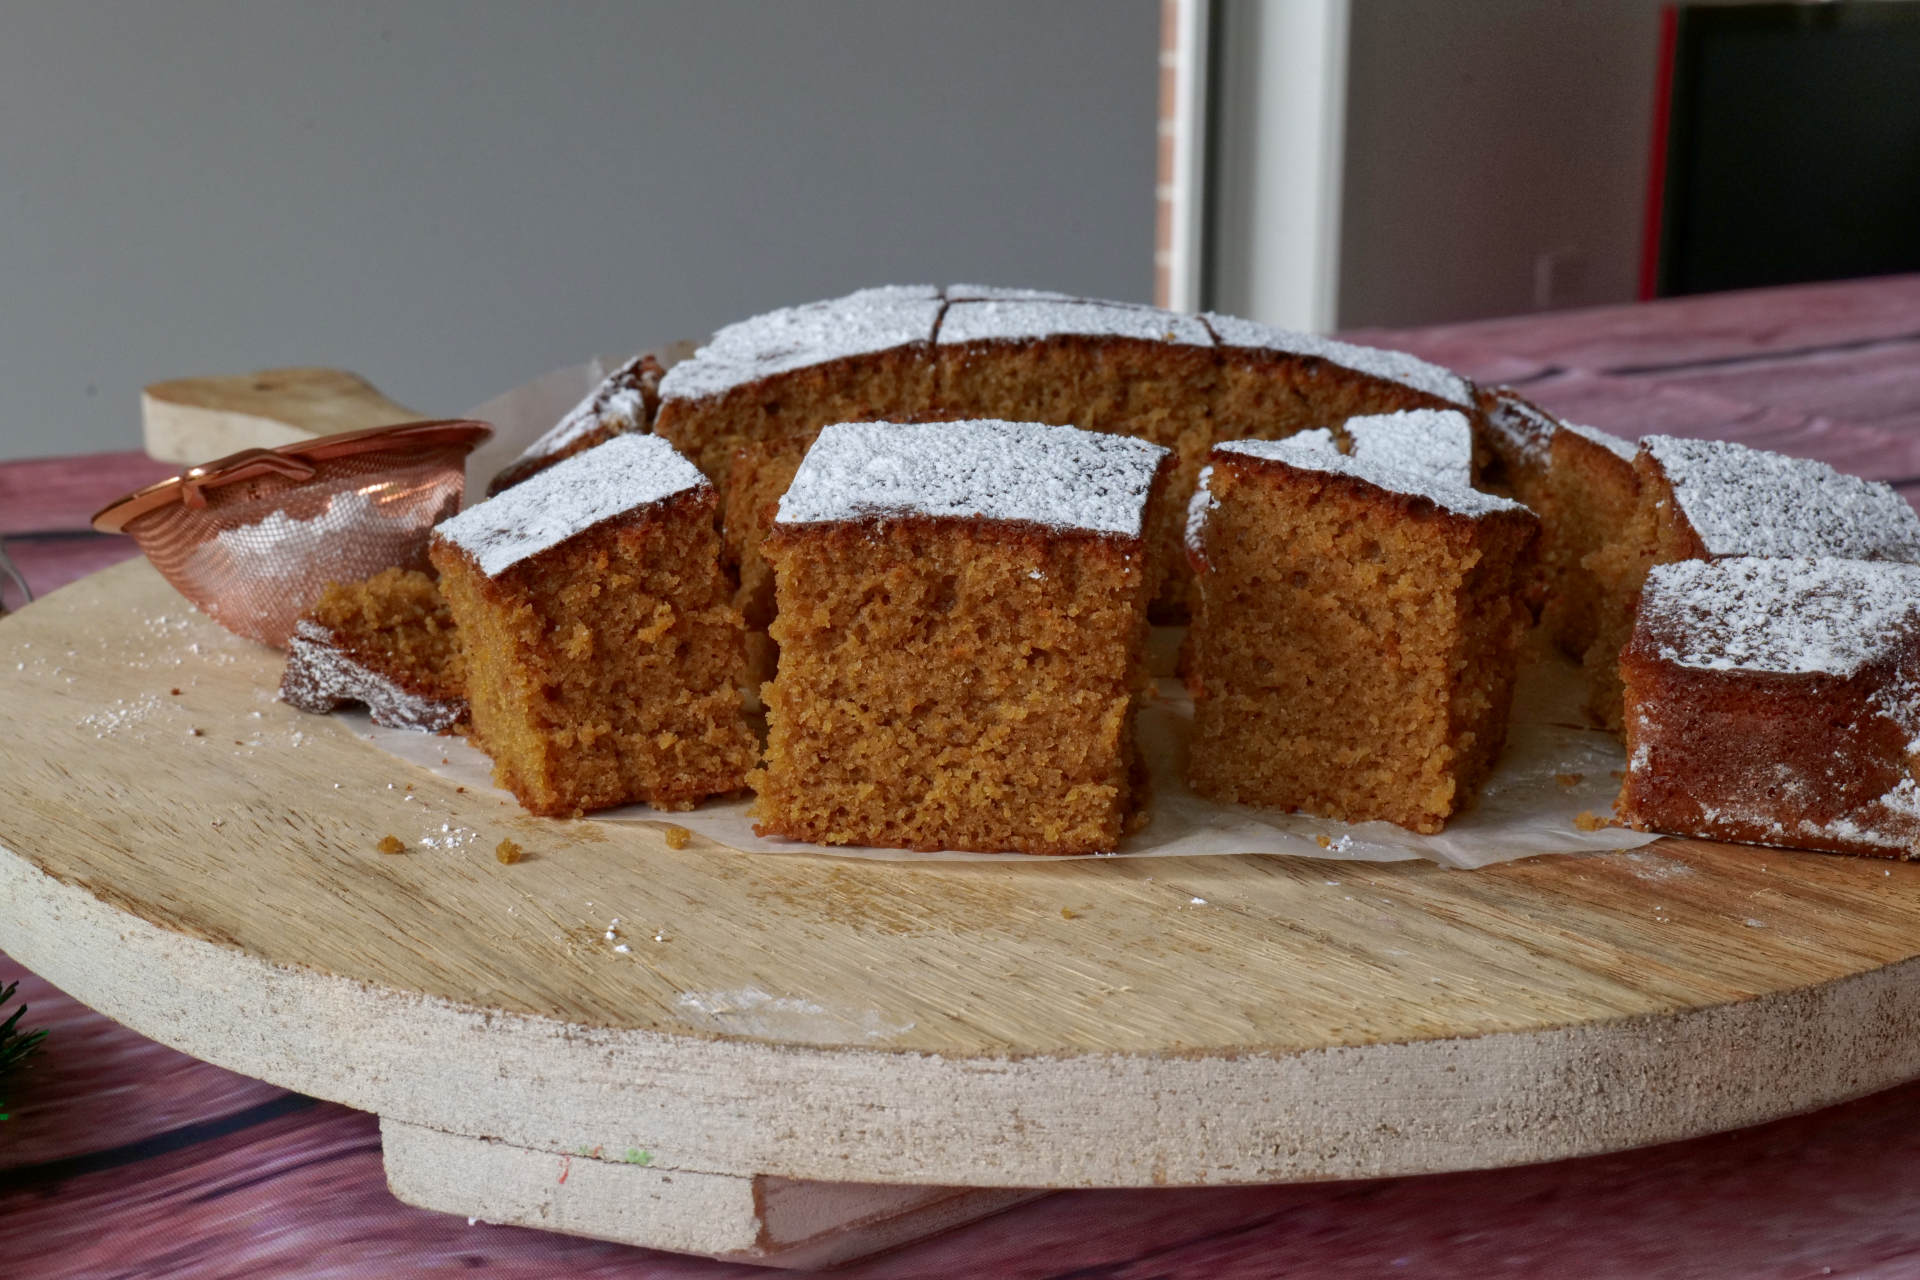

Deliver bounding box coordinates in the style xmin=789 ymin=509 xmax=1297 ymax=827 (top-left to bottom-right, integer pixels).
xmin=1620 ymin=557 xmax=1920 ymax=858
xmin=755 ymin=419 xmax=1171 ymax=855
xmin=1184 ymin=427 xmax=1538 ymax=833
xmin=429 ymin=434 xmax=757 ymax=817
xmin=1582 ymin=434 xmax=1920 ymax=730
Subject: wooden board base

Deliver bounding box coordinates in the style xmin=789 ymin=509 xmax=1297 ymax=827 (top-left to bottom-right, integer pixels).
xmin=382 ymin=1120 xmax=1038 ymax=1268
xmin=7 ymin=561 xmax=1920 ymax=1260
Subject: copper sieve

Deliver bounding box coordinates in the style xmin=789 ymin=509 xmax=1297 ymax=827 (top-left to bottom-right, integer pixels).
xmin=93 ymin=420 xmax=491 ymax=649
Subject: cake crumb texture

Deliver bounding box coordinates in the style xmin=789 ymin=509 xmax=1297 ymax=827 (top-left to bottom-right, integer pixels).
xmin=1184 ymin=443 xmax=1537 ymax=833
xmin=754 ymin=430 xmax=1162 ymax=855
xmin=431 ymin=442 xmax=757 ymax=818
xmin=279 ymin=567 xmax=466 ymax=732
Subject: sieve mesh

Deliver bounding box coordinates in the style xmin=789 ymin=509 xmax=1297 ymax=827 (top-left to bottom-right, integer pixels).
xmin=98 ymin=424 xmax=488 ymax=650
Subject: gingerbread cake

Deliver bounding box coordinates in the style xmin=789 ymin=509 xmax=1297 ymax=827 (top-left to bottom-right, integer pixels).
xmin=487 ymin=354 xmax=665 ymax=495
xmin=279 ymin=567 xmax=466 ymax=732
xmin=1582 ymin=435 xmax=1920 ymax=729
xmin=1619 ymin=557 xmax=1920 ymax=858
xmin=1184 ymin=421 xmax=1538 ymax=833
xmin=753 ymin=419 xmax=1170 ymax=855
xmin=430 ymin=434 xmax=757 ymax=817
xmin=651 ymin=285 xmax=1478 ymax=622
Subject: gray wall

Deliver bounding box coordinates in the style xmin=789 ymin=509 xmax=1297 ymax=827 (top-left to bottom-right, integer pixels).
xmin=0 ymin=1 xmax=1158 ymax=459
xmin=1338 ymin=0 xmax=1666 ymax=328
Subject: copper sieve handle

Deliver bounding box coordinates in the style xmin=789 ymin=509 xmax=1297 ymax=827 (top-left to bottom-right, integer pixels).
xmin=178 ymin=449 xmax=320 ymax=509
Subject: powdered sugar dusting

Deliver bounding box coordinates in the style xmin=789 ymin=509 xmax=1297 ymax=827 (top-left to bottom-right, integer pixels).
xmin=512 ymin=354 xmax=653 ymax=458
xmin=1217 ymin=431 xmax=1524 ymax=519
xmin=658 ymin=285 xmax=942 ymax=403
xmin=1638 ymin=557 xmax=1920 ymax=676
xmin=1185 ymin=463 xmax=1217 ymax=559
xmin=775 ymin=419 xmax=1168 ymax=538
xmin=1204 ymin=312 xmax=1473 ymax=408
xmin=435 ymin=434 xmax=706 ymax=577
xmin=1480 ymin=388 xmax=1559 ymax=468
xmin=1562 ymin=421 xmax=1636 ymax=462
xmin=940 ymin=298 xmax=1211 ymax=347
xmin=1345 ymin=409 xmax=1473 ymax=489
xmin=280 ymin=619 xmax=465 ymax=732
xmin=1645 ymin=435 xmax=1920 ymax=560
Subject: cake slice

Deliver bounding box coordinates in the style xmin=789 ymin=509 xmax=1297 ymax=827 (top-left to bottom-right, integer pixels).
xmin=1582 ymin=435 xmax=1920 ymax=730
xmin=487 ymin=354 xmax=664 ymax=495
xmin=754 ymin=419 xmax=1171 ymax=855
xmin=279 ymin=567 xmax=466 ymax=732
xmin=1540 ymin=421 xmax=1641 ymax=665
xmin=430 ymin=434 xmax=757 ymax=817
xmin=1184 ymin=428 xmax=1538 ymax=833
xmin=1471 ymin=386 xmax=1560 ymax=507
xmin=1619 ymin=557 xmax=1920 ymax=858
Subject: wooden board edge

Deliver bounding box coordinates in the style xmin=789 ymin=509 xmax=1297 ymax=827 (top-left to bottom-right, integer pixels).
xmin=7 ymin=835 xmax=1920 ymax=1189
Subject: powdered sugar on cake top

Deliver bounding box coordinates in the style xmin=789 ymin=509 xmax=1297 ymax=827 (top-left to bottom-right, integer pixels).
xmin=1344 ymin=410 xmax=1473 ymax=488
xmin=1185 ymin=464 xmax=1218 ymax=559
xmin=514 ymin=355 xmax=653 ymax=458
xmin=1645 ymin=435 xmax=1920 ymax=560
xmin=939 ymin=298 xmax=1212 ymax=347
xmin=658 ymin=286 xmax=943 ymax=403
xmin=1203 ymin=313 xmax=1473 ymax=408
xmin=1480 ymin=389 xmax=1558 ymax=467
xmin=944 ymin=284 xmax=1078 ymax=302
xmin=1638 ymin=557 xmax=1920 ymax=676
xmin=436 ymin=433 xmax=707 ymax=577
xmin=775 ymin=419 xmax=1169 ymax=538
xmin=1561 ymin=421 xmax=1637 ymax=462
xmin=1216 ymin=430 xmax=1523 ymax=519
xmin=281 ymin=619 xmax=464 ymax=732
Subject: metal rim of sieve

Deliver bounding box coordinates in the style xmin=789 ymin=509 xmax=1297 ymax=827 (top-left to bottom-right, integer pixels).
xmin=89 ymin=419 xmax=493 ymax=534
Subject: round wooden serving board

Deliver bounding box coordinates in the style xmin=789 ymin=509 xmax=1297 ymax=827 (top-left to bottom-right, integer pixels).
xmin=7 ymin=560 xmax=1920 ymax=1262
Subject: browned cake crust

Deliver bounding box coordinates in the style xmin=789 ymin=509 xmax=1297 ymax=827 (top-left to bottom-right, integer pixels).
xmin=754 ymin=513 xmax=1160 ymax=856
xmin=279 ymin=567 xmax=467 ymax=732
xmin=430 ymin=486 xmax=757 ymax=817
xmin=487 ymin=354 xmax=665 ymax=496
xmin=654 ymin=299 xmax=1472 ymax=623
xmin=1184 ymin=452 xmax=1537 ymax=834
xmin=656 ymin=347 xmax=935 ymax=488
xmin=1470 ymin=385 xmax=1558 ymax=506
xmin=1617 ymin=560 xmax=1920 ymax=859
xmin=1620 ymin=649 xmax=1920 ymax=859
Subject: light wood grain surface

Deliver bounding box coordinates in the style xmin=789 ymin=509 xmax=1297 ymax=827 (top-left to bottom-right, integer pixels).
xmin=141 ymin=367 xmax=421 ymax=463
xmin=6 ymin=554 xmax=1920 ymax=1197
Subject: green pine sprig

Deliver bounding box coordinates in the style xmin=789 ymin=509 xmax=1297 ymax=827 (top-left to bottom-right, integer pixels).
xmin=0 ymin=979 xmax=48 ymax=1121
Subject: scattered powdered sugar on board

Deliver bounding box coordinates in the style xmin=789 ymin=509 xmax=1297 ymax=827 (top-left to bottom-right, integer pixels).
xmin=435 ymin=434 xmax=707 ymax=578
xmin=775 ymin=419 xmax=1170 ymax=538
xmin=939 ymin=298 xmax=1212 ymax=347
xmin=657 ymin=285 xmax=942 ymax=403
xmin=1203 ymin=312 xmax=1473 ymax=408
xmin=673 ymin=987 xmax=916 ymax=1043
xmin=1645 ymin=435 xmax=1920 ymax=560
xmin=1561 ymin=420 xmax=1637 ymax=462
xmin=1216 ymin=431 xmax=1525 ymax=519
xmin=1344 ymin=409 xmax=1473 ymax=489
xmin=1638 ymin=557 xmax=1920 ymax=676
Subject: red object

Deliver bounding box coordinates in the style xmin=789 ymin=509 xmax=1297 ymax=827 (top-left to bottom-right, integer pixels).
xmin=1640 ymin=5 xmax=1680 ymax=301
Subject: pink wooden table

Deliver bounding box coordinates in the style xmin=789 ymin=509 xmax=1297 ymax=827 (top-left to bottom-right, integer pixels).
xmin=7 ymin=275 xmax=1920 ymax=1278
